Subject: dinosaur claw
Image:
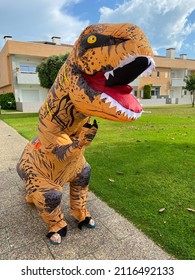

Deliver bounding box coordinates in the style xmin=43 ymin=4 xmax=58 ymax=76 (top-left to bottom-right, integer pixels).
xmin=83 ymin=122 xmax=92 ymax=128
xmin=93 ymin=119 xmax=98 ymax=128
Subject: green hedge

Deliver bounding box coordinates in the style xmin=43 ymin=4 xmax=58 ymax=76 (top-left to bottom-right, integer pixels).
xmin=143 ymin=84 xmax=152 ymax=99
xmin=0 ymin=93 xmax=16 ymax=109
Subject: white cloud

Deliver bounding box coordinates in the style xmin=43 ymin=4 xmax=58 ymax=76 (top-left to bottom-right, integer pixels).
xmin=99 ymin=0 xmax=195 ymax=53
xmin=0 ymin=0 xmax=194 ymax=57
xmin=0 ymin=0 xmax=89 ymax=47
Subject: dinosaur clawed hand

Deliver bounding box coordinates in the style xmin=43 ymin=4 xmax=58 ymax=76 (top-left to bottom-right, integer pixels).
xmin=79 ymin=119 xmax=98 ymax=147
xmin=83 ymin=119 xmax=98 ymax=129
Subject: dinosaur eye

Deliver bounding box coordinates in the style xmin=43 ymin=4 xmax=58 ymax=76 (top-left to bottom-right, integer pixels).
xmin=87 ymin=35 xmax=97 ymax=44
xmin=79 ymin=33 xmax=125 ymax=56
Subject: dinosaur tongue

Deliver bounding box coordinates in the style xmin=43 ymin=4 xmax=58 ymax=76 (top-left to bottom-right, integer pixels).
xmin=83 ymin=72 xmax=142 ymax=113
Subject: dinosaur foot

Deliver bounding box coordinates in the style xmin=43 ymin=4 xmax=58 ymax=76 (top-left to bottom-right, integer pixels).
xmin=49 ymin=233 xmax=61 ymax=245
xmin=46 ymin=226 xmax=67 ymax=245
xmin=78 ymin=217 xmax=96 ymax=230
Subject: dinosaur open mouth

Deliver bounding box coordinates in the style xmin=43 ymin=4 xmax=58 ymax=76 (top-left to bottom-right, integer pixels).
xmin=83 ymin=55 xmax=155 ymax=118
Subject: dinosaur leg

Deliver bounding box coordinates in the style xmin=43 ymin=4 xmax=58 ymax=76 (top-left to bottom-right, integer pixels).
xmin=70 ymin=162 xmax=96 ymax=229
xmin=25 ymin=179 xmax=67 ymax=243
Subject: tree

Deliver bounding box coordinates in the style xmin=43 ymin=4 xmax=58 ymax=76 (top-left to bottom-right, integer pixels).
xmin=36 ymin=54 xmax=69 ymax=89
xmin=183 ymin=74 xmax=195 ymax=107
xmin=143 ymin=84 xmax=152 ymax=99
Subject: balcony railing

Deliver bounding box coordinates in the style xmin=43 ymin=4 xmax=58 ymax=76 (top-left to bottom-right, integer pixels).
xmin=171 ymin=78 xmax=185 ymax=87
xmin=16 ymin=72 xmax=40 ymax=85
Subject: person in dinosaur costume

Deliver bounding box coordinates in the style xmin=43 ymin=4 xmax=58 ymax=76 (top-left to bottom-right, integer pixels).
xmin=17 ymin=23 xmax=155 ymax=245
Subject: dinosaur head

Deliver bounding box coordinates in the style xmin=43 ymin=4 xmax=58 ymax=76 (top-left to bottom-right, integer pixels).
xmin=66 ymin=23 xmax=155 ymax=122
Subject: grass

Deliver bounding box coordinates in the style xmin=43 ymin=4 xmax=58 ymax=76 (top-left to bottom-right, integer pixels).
xmin=1 ymin=105 xmax=195 ymax=259
xmin=0 ymin=112 xmax=39 ymax=140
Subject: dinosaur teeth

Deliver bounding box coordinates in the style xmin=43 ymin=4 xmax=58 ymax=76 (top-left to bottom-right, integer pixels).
xmin=104 ymin=70 xmax=114 ymax=80
xmin=104 ymin=55 xmax=155 ymax=80
xmin=141 ymin=56 xmax=156 ymax=77
xmin=100 ymin=92 xmax=142 ymax=120
xmin=116 ymin=104 xmax=123 ymax=112
xmin=118 ymin=54 xmax=136 ymax=68
xmin=101 ymin=93 xmax=108 ymax=99
xmin=104 ymin=96 xmax=113 ymax=103
xmin=109 ymin=100 xmax=118 ymax=108
xmin=109 ymin=70 xmax=114 ymax=76
xmin=104 ymin=72 xmax=110 ymax=80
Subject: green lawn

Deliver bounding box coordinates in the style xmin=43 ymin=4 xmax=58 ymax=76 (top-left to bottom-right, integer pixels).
xmin=1 ymin=105 xmax=195 ymax=259
xmin=0 ymin=112 xmax=39 ymax=140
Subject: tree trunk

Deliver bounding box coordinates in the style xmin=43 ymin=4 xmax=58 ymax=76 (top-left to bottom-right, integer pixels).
xmin=192 ymin=91 xmax=195 ymax=107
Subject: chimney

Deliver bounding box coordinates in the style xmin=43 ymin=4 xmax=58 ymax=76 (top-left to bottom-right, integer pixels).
xmin=51 ymin=36 xmax=61 ymax=45
xmin=180 ymin=54 xmax=187 ymax=60
xmin=4 ymin=35 xmax=12 ymax=43
xmin=166 ymin=48 xmax=175 ymax=59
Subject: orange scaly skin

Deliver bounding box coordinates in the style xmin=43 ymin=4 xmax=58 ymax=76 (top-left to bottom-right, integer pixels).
xmin=17 ymin=23 xmax=155 ymax=240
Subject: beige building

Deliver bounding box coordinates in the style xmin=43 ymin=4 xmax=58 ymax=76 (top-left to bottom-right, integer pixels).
xmin=0 ymin=37 xmax=195 ymax=111
xmin=133 ymin=48 xmax=195 ymax=106
xmin=0 ymin=36 xmax=73 ymax=112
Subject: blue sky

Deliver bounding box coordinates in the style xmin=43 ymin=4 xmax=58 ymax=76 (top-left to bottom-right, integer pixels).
xmin=0 ymin=0 xmax=194 ymax=58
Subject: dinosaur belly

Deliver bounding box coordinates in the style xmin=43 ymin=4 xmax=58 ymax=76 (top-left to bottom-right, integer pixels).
xmin=17 ymin=140 xmax=86 ymax=188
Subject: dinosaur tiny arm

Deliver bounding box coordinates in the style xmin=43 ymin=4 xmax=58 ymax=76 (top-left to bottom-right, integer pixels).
xmin=52 ymin=120 xmax=98 ymax=161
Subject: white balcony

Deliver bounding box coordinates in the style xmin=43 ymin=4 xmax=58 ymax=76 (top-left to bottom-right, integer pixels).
xmin=171 ymin=78 xmax=185 ymax=87
xmin=16 ymin=72 xmax=40 ymax=85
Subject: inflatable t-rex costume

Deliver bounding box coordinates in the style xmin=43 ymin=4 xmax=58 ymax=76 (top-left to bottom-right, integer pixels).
xmin=17 ymin=23 xmax=155 ymax=244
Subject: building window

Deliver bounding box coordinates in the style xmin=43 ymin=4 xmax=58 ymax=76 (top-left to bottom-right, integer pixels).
xmin=151 ymin=87 xmax=160 ymax=97
xmin=20 ymin=65 xmax=36 ymax=73
xmin=165 ymin=72 xmax=168 ymax=78
xmin=157 ymin=71 xmax=160 ymax=77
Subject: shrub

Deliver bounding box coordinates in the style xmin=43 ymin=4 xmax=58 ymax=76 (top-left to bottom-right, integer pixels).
xmin=36 ymin=54 xmax=69 ymax=89
xmin=0 ymin=92 xmax=16 ymax=109
xmin=143 ymin=84 xmax=152 ymax=99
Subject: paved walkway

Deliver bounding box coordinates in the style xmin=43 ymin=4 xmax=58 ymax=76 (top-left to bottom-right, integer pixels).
xmin=0 ymin=120 xmax=174 ymax=260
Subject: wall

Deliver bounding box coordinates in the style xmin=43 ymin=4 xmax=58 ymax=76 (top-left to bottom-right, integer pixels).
xmin=16 ymin=101 xmax=44 ymax=112
xmin=139 ymin=93 xmax=192 ymax=106
xmin=139 ymin=97 xmax=166 ymax=107
xmin=154 ymin=56 xmax=195 ymax=70
xmin=14 ymin=85 xmax=48 ymax=103
xmin=138 ymin=67 xmax=171 ymax=97
xmin=0 ymin=44 xmax=14 ymax=93
xmin=11 ymin=54 xmax=48 ymax=111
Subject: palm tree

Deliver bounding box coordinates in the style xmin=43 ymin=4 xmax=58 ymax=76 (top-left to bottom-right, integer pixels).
xmin=183 ymin=74 xmax=195 ymax=107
